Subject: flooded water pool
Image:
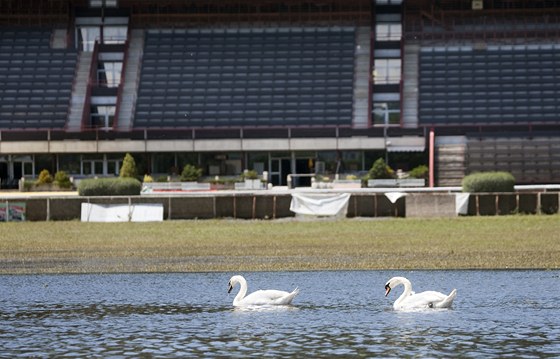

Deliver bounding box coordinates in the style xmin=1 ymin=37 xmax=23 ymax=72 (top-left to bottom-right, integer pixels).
xmin=1 ymin=270 xmax=559 ymax=357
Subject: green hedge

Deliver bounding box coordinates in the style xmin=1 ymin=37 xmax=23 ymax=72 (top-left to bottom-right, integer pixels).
xmin=462 ymin=171 xmax=515 ymax=193
xmin=408 ymin=165 xmax=428 ymax=179
xmin=78 ymin=178 xmax=142 ymax=196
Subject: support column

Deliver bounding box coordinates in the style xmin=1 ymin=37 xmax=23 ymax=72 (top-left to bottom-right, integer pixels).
xmin=429 ymin=127 xmax=435 ymax=187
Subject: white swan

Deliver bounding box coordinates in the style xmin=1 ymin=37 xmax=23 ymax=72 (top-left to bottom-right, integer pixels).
xmin=227 ymin=275 xmax=299 ymax=307
xmin=384 ymin=276 xmax=457 ymax=310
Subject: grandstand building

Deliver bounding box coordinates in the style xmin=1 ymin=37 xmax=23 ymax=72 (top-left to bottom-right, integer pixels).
xmin=0 ymin=0 xmax=559 ymax=188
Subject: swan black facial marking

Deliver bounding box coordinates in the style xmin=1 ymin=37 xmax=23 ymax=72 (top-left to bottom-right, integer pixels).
xmin=227 ymin=282 xmax=233 ymax=293
xmin=384 ymin=283 xmax=392 ymax=296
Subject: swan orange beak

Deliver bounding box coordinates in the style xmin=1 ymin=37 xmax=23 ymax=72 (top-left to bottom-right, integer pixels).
xmin=384 ymin=284 xmax=391 ymax=297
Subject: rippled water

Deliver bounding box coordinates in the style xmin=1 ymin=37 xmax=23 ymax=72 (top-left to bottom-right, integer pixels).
xmin=1 ymin=270 xmax=559 ymax=357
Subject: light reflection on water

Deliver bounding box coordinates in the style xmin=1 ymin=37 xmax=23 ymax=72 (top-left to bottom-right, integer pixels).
xmin=1 ymin=270 xmax=559 ymax=357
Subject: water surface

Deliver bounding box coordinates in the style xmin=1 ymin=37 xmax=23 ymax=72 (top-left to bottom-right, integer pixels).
xmin=1 ymin=270 xmax=559 ymax=357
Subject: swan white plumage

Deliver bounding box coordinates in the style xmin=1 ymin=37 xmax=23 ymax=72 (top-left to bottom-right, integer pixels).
xmin=227 ymin=275 xmax=299 ymax=307
xmin=384 ymin=276 xmax=457 ymax=310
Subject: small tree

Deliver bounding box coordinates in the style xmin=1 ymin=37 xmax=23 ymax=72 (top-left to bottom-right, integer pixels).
xmin=37 ymin=169 xmax=53 ymax=184
xmin=54 ymin=171 xmax=72 ymax=189
xmin=368 ymin=158 xmax=394 ymax=179
xmin=181 ymin=164 xmax=203 ymax=182
xmin=120 ymin=153 xmax=137 ymax=178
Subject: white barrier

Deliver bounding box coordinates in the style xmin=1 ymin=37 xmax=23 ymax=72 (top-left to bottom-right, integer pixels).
xmin=81 ymin=203 xmax=163 ymax=222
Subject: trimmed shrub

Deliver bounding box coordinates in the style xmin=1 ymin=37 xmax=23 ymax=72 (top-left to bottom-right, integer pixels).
xmin=119 ymin=153 xmax=137 ymax=178
xmin=181 ymin=164 xmax=203 ymax=182
xmin=22 ymin=180 xmax=35 ymax=191
xmin=409 ymin=165 xmax=429 ymax=179
xmin=462 ymin=171 xmax=515 ymax=193
xmin=242 ymin=170 xmax=259 ymax=180
xmin=368 ymin=158 xmax=394 ymax=179
xmin=78 ymin=178 xmax=142 ymax=196
xmin=54 ymin=171 xmax=72 ymax=189
xmin=37 ymin=169 xmax=53 ymax=184
xmin=143 ymin=174 xmax=154 ymax=183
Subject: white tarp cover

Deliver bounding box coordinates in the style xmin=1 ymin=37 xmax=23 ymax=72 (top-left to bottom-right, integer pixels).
xmin=81 ymin=203 xmax=164 ymax=222
xmin=385 ymin=192 xmax=407 ymax=204
xmin=455 ymin=193 xmax=470 ymax=215
xmin=290 ymin=193 xmax=351 ymax=217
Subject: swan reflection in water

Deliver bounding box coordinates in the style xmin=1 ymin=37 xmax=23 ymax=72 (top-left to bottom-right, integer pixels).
xmin=384 ymin=277 xmax=457 ymax=311
xmin=227 ymin=275 xmax=300 ymax=307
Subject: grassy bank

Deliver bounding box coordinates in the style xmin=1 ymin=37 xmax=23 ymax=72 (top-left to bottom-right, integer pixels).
xmin=0 ymin=216 xmax=559 ymax=274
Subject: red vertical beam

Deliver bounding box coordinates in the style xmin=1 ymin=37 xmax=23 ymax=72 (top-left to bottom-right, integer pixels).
xmin=429 ymin=127 xmax=435 ymax=187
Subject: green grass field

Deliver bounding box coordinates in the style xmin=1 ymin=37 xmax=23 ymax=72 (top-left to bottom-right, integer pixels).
xmin=0 ymin=216 xmax=559 ymax=274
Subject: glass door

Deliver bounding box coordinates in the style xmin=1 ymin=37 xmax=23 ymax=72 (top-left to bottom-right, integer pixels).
xmin=270 ymin=158 xmax=291 ymax=186
xmin=107 ymin=158 xmax=122 ymax=176
xmin=0 ymin=160 xmax=8 ymax=188
xmin=13 ymin=155 xmax=33 ymax=179
xmin=270 ymin=158 xmax=281 ymax=186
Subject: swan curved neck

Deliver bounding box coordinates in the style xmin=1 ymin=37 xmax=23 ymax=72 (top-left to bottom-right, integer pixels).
xmin=233 ymin=276 xmax=248 ymax=305
xmin=394 ymin=278 xmax=413 ymax=308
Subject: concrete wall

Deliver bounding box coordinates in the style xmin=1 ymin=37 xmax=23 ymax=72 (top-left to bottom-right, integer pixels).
xmin=407 ymin=192 xmax=560 ymax=217
xmin=405 ymin=193 xmax=457 ymax=218
xmin=2 ymin=193 xmax=402 ymax=221
xmin=2 ymin=192 xmax=558 ymax=221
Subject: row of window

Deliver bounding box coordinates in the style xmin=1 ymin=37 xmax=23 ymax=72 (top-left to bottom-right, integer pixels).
xmin=420 ymin=90 xmax=560 ymax=97
xmin=372 ymin=0 xmax=397 ymax=119
xmin=138 ymin=88 xmax=354 ymax=96
xmin=136 ymin=105 xmax=353 ymax=113
xmin=0 ymin=150 xmax=376 ymax=181
xmin=421 ymin=53 xmax=560 ymax=60
xmin=146 ymin=35 xmax=354 ymax=45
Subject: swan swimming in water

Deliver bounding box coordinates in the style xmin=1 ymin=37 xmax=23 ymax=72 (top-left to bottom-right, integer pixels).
xmin=384 ymin=276 xmax=457 ymax=310
xmin=227 ymin=275 xmax=299 ymax=307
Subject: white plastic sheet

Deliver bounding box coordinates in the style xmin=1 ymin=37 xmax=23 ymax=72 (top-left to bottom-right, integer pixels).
xmin=81 ymin=203 xmax=164 ymax=222
xmin=290 ymin=193 xmax=351 ymax=217
xmin=455 ymin=193 xmax=470 ymax=215
xmin=385 ymin=192 xmax=407 ymax=204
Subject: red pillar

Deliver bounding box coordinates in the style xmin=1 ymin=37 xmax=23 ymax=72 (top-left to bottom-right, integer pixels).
xmin=429 ymin=128 xmax=435 ymax=187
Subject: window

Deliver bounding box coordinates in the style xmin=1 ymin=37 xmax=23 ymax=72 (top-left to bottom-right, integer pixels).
xmin=90 ymin=106 xmax=115 ymax=129
xmin=153 ymin=153 xmax=176 ymax=174
xmin=373 ymin=102 xmax=400 ymax=126
xmin=82 ymin=155 xmax=104 ymax=176
xmin=106 ymin=154 xmax=122 ymax=176
xmin=58 ymin=154 xmax=81 ymax=175
xmin=97 ymin=62 xmax=122 ymax=87
xmin=375 ymin=0 xmax=403 ymax=4
xmin=341 ymin=151 xmax=363 ymax=172
xmin=103 ymin=26 xmax=127 ymax=44
xmin=90 ymin=0 xmax=117 ymax=7
xmin=374 ymin=59 xmax=401 ymax=84
xmin=316 ymin=151 xmax=339 ymax=174
xmin=77 ymin=26 xmax=100 ymax=51
xmin=76 ymin=25 xmax=126 ymax=50
xmin=376 ymin=23 xmax=402 ymax=41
